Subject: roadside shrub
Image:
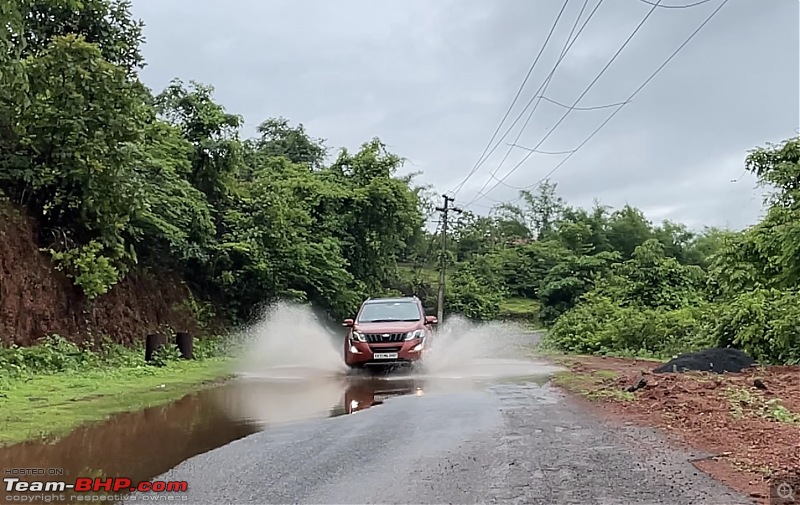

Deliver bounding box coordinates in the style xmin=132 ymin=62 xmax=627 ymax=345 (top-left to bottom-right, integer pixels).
xmin=149 ymin=344 xmax=182 ymax=367
xmin=702 ymin=289 xmax=800 ymax=364
xmin=48 ymin=240 xmax=122 ymax=299
xmin=546 ymin=296 xmax=710 ymax=358
xmin=0 ymin=335 xmax=99 ymax=376
xmin=446 ymin=264 xmax=505 ymax=321
xmin=0 ymin=332 xmax=232 ymax=378
xmin=193 ymin=334 xmax=232 ymax=359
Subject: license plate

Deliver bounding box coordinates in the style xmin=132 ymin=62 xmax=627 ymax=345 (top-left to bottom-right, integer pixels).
xmin=373 ymin=394 xmax=395 ymax=402
xmin=372 ymin=352 xmax=398 ymax=359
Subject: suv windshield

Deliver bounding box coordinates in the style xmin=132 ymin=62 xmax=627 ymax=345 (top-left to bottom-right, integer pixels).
xmin=357 ymin=301 xmax=421 ymax=323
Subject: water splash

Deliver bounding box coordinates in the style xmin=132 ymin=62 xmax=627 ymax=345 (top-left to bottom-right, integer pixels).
xmin=232 ymin=301 xmax=349 ymax=379
xmin=229 ymin=301 xmax=556 ymax=383
xmin=211 ymin=304 xmax=561 ymax=439
xmin=417 ymin=315 xmax=551 ymax=379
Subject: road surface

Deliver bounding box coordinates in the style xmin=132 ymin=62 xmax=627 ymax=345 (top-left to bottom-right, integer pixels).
xmin=138 ymin=371 xmax=754 ymax=504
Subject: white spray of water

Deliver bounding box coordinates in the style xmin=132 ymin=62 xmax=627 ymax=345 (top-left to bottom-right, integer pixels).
xmin=233 ymin=301 xmax=348 ymax=379
xmin=417 ymin=315 xmax=556 ymax=379
xmin=214 ymin=302 xmax=563 ymax=426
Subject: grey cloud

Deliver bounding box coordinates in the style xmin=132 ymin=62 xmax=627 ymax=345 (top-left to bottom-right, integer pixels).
xmin=131 ymin=0 xmax=798 ymax=231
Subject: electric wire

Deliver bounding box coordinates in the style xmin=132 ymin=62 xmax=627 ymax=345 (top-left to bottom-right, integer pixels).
xmin=503 ymin=0 xmax=730 ymax=203
xmin=447 ymin=0 xmax=573 ymax=198
xmin=464 ymin=0 xmax=664 ymax=208
xmin=637 ymin=0 xmax=714 ymax=8
xmin=453 ymin=0 xmax=606 ymax=200
xmin=536 ymin=95 xmax=630 ymax=111
xmin=508 ymin=143 xmax=577 ymax=155
xmin=482 ymin=0 xmax=595 ymax=193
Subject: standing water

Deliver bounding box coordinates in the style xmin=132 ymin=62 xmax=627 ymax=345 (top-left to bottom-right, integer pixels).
xmin=0 ymin=301 xmax=562 ymax=503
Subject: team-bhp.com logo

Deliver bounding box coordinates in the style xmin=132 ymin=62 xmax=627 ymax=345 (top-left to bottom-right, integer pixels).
xmin=4 ymin=477 xmax=188 ymax=493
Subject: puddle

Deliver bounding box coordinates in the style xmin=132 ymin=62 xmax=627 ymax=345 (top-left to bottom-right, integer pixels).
xmin=0 ymin=360 xmax=561 ymax=500
xmin=0 ymin=386 xmax=260 ymax=502
xmin=0 ymin=304 xmax=565 ymax=502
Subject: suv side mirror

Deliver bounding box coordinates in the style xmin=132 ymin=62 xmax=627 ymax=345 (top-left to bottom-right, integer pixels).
xmin=425 ymin=315 xmax=438 ymax=325
xmin=343 ymin=318 xmax=355 ymax=327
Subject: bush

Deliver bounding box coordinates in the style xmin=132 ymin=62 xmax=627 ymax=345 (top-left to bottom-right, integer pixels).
xmin=0 ymin=333 xmax=232 ymax=378
xmin=546 ymin=293 xmax=711 ymax=358
xmin=702 ymin=289 xmax=800 ymax=364
xmin=446 ymin=263 xmax=505 ymax=321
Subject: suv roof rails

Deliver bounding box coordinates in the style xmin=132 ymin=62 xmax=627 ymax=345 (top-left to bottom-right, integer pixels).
xmin=363 ymin=295 xmax=419 ymax=303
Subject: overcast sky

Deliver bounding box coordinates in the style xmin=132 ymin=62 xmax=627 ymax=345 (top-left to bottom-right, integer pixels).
xmin=130 ymin=0 xmax=798 ymax=231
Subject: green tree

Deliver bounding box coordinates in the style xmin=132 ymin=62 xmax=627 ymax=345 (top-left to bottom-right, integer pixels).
xmin=17 ymin=0 xmax=145 ymax=73
xmin=328 ymin=139 xmax=422 ymax=291
xmin=154 ymin=79 xmax=243 ymax=205
xmin=2 ymin=35 xmax=150 ymax=296
xmin=253 ymin=117 xmax=328 ymax=170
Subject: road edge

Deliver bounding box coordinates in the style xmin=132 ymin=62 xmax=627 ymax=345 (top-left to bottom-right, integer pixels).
xmin=542 ymin=354 xmax=772 ymax=504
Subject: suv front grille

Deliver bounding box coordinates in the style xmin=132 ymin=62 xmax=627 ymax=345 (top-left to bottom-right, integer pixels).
xmin=364 ymin=332 xmax=406 ymax=343
xmin=368 ymin=345 xmax=402 ymax=353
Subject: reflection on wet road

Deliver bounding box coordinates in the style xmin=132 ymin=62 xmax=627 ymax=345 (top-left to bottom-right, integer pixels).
xmin=0 ymin=356 xmax=559 ymax=503
xmin=0 ymin=384 xmax=259 ymax=502
xmin=140 ymin=360 xmax=751 ymax=505
xmin=0 ymin=308 xmax=756 ymax=503
xmin=221 ymin=357 xmax=563 ymax=426
xmin=0 ymin=351 xmax=754 ymax=505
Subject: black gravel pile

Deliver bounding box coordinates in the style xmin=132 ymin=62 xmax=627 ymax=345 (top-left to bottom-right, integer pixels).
xmin=653 ymin=347 xmax=757 ymax=374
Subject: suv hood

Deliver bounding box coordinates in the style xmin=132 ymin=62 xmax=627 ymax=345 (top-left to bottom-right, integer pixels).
xmin=353 ymin=321 xmax=422 ymax=333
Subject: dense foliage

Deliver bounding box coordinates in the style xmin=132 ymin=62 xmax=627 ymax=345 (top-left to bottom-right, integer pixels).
xmin=0 ymin=0 xmax=427 ymax=323
xmin=436 ymin=140 xmax=800 ymax=364
xmin=2 ymin=0 xmax=797 ymax=365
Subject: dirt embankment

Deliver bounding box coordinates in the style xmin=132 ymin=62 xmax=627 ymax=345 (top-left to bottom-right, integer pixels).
xmin=0 ymin=201 xmax=202 ymax=347
xmin=551 ymin=354 xmax=800 ymax=504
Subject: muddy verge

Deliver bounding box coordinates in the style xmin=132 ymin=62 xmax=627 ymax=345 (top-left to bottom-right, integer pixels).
xmin=0 ymin=200 xmax=204 ymax=346
xmin=549 ymin=354 xmax=800 ymax=504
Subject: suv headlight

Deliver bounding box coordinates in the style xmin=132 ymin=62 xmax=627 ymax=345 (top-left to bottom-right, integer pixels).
xmin=351 ymin=331 xmax=366 ymax=342
xmin=405 ymin=329 xmax=424 ymax=341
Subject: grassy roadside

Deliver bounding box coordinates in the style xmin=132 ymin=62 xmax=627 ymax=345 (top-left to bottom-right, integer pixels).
xmin=498 ymin=297 xmax=541 ymax=327
xmin=550 ymin=368 xmax=636 ymax=402
xmin=0 ymin=336 xmax=236 ymax=448
xmin=542 ymin=353 xmax=665 ymax=402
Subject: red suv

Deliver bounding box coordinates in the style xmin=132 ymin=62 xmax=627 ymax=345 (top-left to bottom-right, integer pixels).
xmin=342 ymin=296 xmax=437 ymax=369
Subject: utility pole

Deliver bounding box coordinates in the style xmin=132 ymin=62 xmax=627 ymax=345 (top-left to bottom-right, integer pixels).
xmin=435 ymin=194 xmax=461 ymax=323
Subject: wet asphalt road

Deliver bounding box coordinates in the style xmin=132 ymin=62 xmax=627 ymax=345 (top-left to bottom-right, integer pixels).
xmin=139 ymin=377 xmax=754 ymax=504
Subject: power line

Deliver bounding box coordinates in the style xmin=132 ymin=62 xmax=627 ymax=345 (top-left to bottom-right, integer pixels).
xmin=476 ymin=0 xmax=596 ymax=195
xmin=454 ymin=0 xmax=606 ymax=201
xmin=464 ymin=0 xmax=664 ymax=208
xmin=484 ymin=92 xmax=631 ymax=191
xmin=535 ymin=95 xmax=630 ymax=111
xmin=637 ymin=0 xmax=714 ymax=8
xmin=505 ymin=0 xmax=730 ymax=201
xmin=447 ymin=0 xmax=573 ymax=198
xmin=508 ymin=143 xmax=577 ymax=155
